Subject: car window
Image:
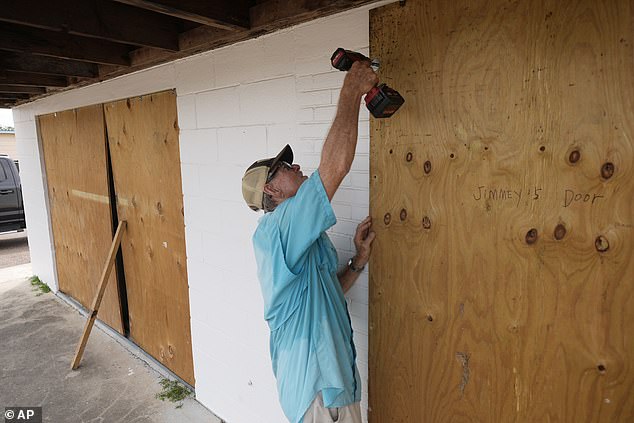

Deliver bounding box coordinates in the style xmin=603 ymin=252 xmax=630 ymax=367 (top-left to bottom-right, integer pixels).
xmin=0 ymin=161 xmax=7 ymax=182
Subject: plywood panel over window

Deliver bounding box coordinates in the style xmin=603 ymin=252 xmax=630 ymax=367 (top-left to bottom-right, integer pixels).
xmin=104 ymin=90 xmax=194 ymax=386
xmin=39 ymin=105 xmax=123 ymax=334
xmin=369 ymin=0 xmax=634 ymax=421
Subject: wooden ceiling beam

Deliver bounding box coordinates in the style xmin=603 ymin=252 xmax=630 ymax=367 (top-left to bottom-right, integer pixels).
xmin=0 ymin=0 xmax=180 ymax=51
xmin=0 ymin=53 xmax=99 ymax=78
xmin=10 ymin=0 xmax=386 ymax=104
xmin=109 ymin=0 xmax=383 ymax=76
xmin=0 ymin=93 xmax=30 ymax=100
xmin=113 ymin=0 xmax=251 ymax=31
xmin=0 ymin=71 xmax=68 ymax=88
xmin=178 ymin=0 xmax=384 ymax=54
xmin=0 ymin=24 xmax=132 ymax=66
xmin=0 ymin=85 xmax=46 ymax=94
xmin=250 ymin=0 xmax=381 ymax=28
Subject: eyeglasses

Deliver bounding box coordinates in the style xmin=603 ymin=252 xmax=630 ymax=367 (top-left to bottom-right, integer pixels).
xmin=267 ymin=161 xmax=292 ymax=182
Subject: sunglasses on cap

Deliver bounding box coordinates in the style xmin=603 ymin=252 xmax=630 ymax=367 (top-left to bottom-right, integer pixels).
xmin=267 ymin=161 xmax=292 ymax=182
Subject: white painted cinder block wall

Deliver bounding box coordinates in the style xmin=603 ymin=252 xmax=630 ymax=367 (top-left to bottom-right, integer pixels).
xmin=13 ymin=4 xmax=393 ymax=422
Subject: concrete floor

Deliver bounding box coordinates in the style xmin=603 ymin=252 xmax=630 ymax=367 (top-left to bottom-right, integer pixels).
xmin=0 ymin=230 xmax=30 ymax=268
xmin=0 ymin=264 xmax=223 ymax=423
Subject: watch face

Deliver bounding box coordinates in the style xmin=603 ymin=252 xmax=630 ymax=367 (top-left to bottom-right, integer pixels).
xmin=348 ymin=258 xmax=363 ymax=272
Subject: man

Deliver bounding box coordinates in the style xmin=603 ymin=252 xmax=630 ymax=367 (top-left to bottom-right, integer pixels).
xmin=241 ymin=60 xmax=378 ymax=423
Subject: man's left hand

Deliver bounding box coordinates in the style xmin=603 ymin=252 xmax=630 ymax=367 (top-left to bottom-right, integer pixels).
xmin=353 ymin=216 xmax=376 ymax=268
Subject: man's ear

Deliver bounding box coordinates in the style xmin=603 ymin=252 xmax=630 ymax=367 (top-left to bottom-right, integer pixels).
xmin=263 ymin=183 xmax=279 ymax=197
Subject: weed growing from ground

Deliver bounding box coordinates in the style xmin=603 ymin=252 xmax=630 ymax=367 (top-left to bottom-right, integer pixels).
xmin=156 ymin=378 xmax=191 ymax=408
xmin=29 ymin=276 xmax=50 ymax=296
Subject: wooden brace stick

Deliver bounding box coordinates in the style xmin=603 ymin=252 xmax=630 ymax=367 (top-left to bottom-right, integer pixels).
xmin=71 ymin=220 xmax=126 ymax=370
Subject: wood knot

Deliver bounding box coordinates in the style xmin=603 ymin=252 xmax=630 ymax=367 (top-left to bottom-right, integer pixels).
xmin=423 ymin=160 xmax=432 ymax=174
xmin=384 ymin=213 xmax=391 ymax=225
xmin=406 ymin=152 xmax=413 ymax=162
xmin=601 ymin=162 xmax=614 ymax=179
xmin=400 ymin=209 xmax=407 ymax=221
xmin=554 ymin=224 xmax=566 ymax=240
xmin=422 ymin=216 xmax=432 ymax=229
xmin=525 ymin=228 xmax=538 ymax=244
xmin=539 ymin=145 xmax=546 ymax=152
xmin=595 ymin=235 xmax=609 ymax=252
xmin=568 ymin=150 xmax=580 ymax=164
xmin=597 ymin=363 xmax=607 ymax=373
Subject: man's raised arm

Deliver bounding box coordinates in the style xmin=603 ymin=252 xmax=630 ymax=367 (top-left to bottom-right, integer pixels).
xmin=319 ymin=61 xmax=379 ymax=200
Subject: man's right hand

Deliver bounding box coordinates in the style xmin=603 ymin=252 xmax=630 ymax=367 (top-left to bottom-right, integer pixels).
xmin=343 ymin=60 xmax=379 ymax=97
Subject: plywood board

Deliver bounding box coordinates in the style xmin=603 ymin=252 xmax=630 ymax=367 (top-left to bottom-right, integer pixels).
xmin=39 ymin=105 xmax=123 ymax=334
xmin=104 ymin=90 xmax=194 ymax=386
xmin=369 ymin=0 xmax=634 ymax=421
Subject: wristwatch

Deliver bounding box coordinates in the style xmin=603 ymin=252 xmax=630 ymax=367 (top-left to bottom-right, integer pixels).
xmin=347 ymin=257 xmax=365 ymax=273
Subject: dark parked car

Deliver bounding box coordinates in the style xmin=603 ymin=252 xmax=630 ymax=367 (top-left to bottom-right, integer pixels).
xmin=0 ymin=155 xmax=26 ymax=233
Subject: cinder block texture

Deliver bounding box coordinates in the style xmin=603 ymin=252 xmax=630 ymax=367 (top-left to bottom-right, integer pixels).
xmin=11 ymin=4 xmax=388 ymax=423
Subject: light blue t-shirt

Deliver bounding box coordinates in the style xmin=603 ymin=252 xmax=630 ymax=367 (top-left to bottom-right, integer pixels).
xmin=252 ymin=170 xmax=360 ymax=423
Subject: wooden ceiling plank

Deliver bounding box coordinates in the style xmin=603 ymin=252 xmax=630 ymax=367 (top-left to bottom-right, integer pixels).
xmin=128 ymin=0 xmax=382 ymax=69
xmin=0 ymin=71 xmax=68 ymax=88
xmin=0 ymin=93 xmax=30 ymax=100
xmin=0 ymin=52 xmax=99 ymax=78
xmin=250 ymin=0 xmax=381 ymax=28
xmin=178 ymin=0 xmax=383 ymax=53
xmin=15 ymin=0 xmax=386 ymax=103
xmin=0 ymin=24 xmax=131 ymax=66
xmin=0 ymin=85 xmax=46 ymax=94
xmin=113 ymin=0 xmax=250 ymax=31
xmin=0 ymin=0 xmax=180 ymax=51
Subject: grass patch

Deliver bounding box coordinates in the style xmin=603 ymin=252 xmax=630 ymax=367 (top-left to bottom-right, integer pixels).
xmin=29 ymin=275 xmax=50 ymax=296
xmin=156 ymin=378 xmax=191 ymax=408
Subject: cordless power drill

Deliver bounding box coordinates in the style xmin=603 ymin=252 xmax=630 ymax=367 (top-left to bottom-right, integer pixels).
xmin=331 ymin=47 xmax=405 ymax=118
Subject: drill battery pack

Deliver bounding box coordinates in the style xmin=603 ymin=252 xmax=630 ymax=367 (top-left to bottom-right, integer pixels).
xmin=365 ymin=84 xmax=405 ymax=119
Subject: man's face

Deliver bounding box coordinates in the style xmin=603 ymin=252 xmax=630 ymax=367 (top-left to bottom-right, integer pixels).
xmin=267 ymin=161 xmax=308 ymax=200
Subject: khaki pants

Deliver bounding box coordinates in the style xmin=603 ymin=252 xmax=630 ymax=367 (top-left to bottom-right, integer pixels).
xmin=302 ymin=392 xmax=362 ymax=423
